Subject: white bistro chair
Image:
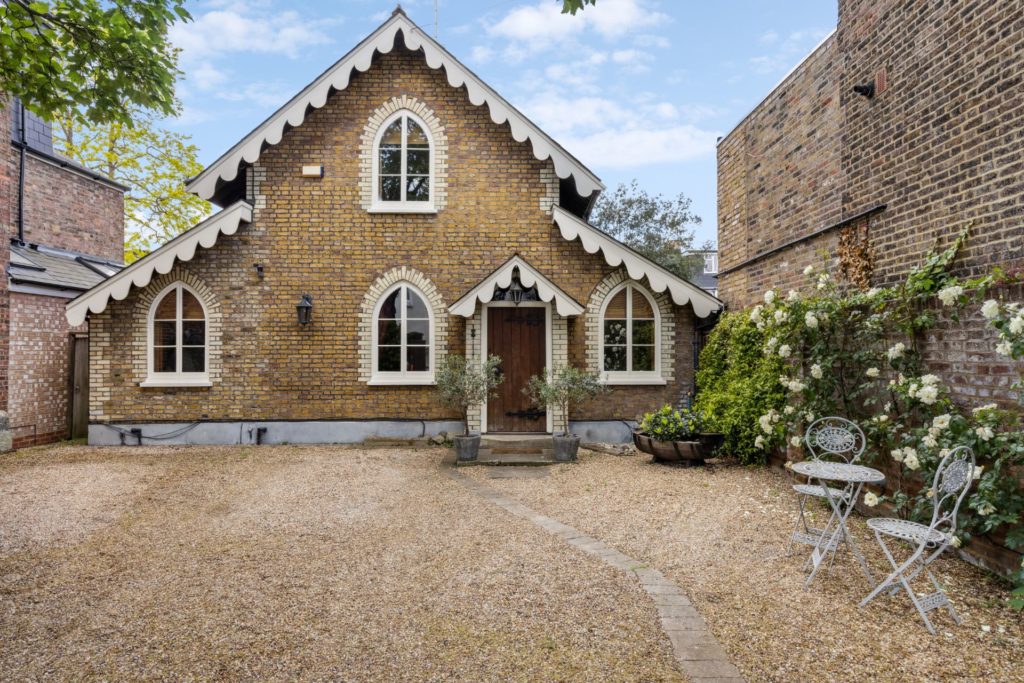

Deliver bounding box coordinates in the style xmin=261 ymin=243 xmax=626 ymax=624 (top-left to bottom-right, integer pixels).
xmin=790 ymin=417 xmax=867 ymax=552
xmin=859 ymin=446 xmax=976 ymax=634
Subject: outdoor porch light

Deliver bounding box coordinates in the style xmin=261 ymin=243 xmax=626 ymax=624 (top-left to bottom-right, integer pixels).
xmin=296 ymin=294 xmax=313 ymax=325
xmin=508 ymin=270 xmax=524 ymax=304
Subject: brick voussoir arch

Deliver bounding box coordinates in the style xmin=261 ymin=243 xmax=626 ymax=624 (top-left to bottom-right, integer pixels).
xmin=585 ymin=270 xmax=675 ymax=381
xmin=358 ymin=267 xmax=448 ymax=383
xmin=359 ymin=96 xmax=448 ymax=211
xmin=132 ymin=267 xmax=223 ymax=385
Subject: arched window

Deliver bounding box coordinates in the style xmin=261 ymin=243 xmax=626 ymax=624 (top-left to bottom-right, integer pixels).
xmin=146 ymin=282 xmax=209 ymax=385
xmin=372 ymin=110 xmax=433 ymax=210
xmin=372 ymin=282 xmax=434 ymax=383
xmin=600 ymin=282 xmax=659 ymax=381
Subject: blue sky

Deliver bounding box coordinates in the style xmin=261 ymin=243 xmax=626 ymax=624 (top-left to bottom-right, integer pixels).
xmin=168 ymin=0 xmax=837 ymax=246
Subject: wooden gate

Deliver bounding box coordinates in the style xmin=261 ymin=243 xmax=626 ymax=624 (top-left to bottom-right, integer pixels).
xmin=486 ymin=307 xmax=546 ymax=432
xmin=69 ymin=334 xmax=89 ymax=439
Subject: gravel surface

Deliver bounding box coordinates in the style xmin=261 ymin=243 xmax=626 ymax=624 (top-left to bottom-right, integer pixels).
xmin=463 ymin=450 xmax=1024 ymax=682
xmin=0 ymin=445 xmax=684 ymax=681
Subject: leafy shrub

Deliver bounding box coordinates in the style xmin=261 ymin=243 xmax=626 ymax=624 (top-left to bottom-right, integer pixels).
xmin=693 ymin=312 xmax=785 ymax=465
xmin=639 ymin=405 xmax=702 ymax=441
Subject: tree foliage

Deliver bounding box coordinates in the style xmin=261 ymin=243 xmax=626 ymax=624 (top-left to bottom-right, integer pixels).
xmin=589 ymin=180 xmax=708 ymax=280
xmin=561 ymin=0 xmax=598 ymax=14
xmin=0 ymin=0 xmax=190 ymax=125
xmin=54 ymin=106 xmax=210 ymax=262
xmin=435 ymin=354 xmax=503 ymax=436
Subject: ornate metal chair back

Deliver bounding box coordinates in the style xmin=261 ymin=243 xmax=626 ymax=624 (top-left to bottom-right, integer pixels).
xmin=928 ymin=446 xmax=976 ymax=536
xmin=804 ymin=417 xmax=866 ymax=464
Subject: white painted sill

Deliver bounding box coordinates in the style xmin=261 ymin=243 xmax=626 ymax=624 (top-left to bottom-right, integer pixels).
xmin=601 ymin=375 xmax=667 ymax=386
xmin=140 ymin=377 xmax=212 ymax=388
xmin=368 ymin=375 xmax=436 ymax=386
xmin=368 ymin=203 xmax=437 ymax=214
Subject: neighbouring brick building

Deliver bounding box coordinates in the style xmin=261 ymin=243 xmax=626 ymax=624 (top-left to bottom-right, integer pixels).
xmin=66 ymin=9 xmax=722 ymax=446
xmin=1 ymin=96 xmax=125 ymax=448
xmin=717 ymin=0 xmax=1023 ymax=407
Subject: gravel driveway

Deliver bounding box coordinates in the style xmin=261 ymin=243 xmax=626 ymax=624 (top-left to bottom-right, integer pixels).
xmin=0 ymin=445 xmax=683 ymax=681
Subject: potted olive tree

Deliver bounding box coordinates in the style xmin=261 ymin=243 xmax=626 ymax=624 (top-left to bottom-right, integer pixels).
xmin=525 ymin=366 xmax=605 ymax=462
xmin=435 ymin=354 xmax=503 ymax=462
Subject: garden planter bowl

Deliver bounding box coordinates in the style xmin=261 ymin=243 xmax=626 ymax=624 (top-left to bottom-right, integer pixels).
xmin=633 ymin=431 xmax=704 ymax=464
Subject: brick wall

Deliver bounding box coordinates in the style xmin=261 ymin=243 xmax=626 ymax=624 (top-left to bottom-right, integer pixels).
xmin=88 ymin=47 xmax=698 ymax=425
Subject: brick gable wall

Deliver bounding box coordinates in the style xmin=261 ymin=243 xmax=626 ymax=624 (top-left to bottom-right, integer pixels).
xmin=88 ymin=48 xmax=698 ymax=425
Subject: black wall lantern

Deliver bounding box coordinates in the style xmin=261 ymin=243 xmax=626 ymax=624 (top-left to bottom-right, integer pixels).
xmin=296 ymin=294 xmax=313 ymax=325
xmin=508 ymin=273 xmax=524 ymax=304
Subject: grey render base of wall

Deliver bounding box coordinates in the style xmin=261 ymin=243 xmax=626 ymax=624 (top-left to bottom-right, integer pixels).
xmin=87 ymin=420 xmax=636 ymax=446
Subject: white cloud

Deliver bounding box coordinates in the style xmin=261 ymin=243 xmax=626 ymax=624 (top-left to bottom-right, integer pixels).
xmin=560 ymin=125 xmax=717 ymax=168
xmin=470 ymin=45 xmax=494 ymax=64
xmin=189 ymin=62 xmax=228 ymax=91
xmin=486 ymin=0 xmax=668 ymax=53
xmin=749 ymin=28 xmax=832 ymax=75
xmin=217 ymin=81 xmax=296 ymax=108
xmin=759 ymin=30 xmax=779 ymax=45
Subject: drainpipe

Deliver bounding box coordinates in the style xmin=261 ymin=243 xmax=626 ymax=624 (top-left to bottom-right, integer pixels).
xmin=14 ymin=100 xmax=27 ymax=244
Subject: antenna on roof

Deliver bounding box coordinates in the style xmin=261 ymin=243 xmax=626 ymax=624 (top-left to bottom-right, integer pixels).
xmin=434 ymin=0 xmax=439 ymax=39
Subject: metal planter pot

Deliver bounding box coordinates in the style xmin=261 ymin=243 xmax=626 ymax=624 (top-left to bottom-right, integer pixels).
xmin=632 ymin=431 xmax=705 ymax=464
xmin=552 ymin=433 xmax=581 ymax=462
xmin=453 ymin=434 xmax=481 ymax=462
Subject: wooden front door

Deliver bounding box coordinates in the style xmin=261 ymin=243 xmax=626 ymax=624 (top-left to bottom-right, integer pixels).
xmin=486 ymin=307 xmax=547 ymax=432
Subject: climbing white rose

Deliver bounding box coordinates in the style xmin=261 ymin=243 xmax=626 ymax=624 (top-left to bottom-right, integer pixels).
xmin=887 ymin=342 xmax=906 ymax=360
xmin=805 ymin=312 xmax=819 ymax=329
xmin=784 ymin=405 xmax=796 ymax=415
xmin=903 ymin=452 xmax=920 ymax=470
xmin=778 ymin=344 xmax=792 ymax=358
xmin=764 ymin=290 xmax=776 ymax=305
xmin=932 ymin=414 xmax=951 ymax=430
xmin=749 ymin=305 xmax=763 ymax=323
xmin=972 ymin=403 xmax=998 ymax=414
xmin=978 ymin=502 xmax=996 ymax=516
xmin=937 ymin=285 xmax=963 ymax=306
xmin=754 ymin=435 xmax=765 ymax=449
xmin=787 ymin=289 xmax=800 ymax=302
xmin=973 ymin=466 xmax=984 ymax=480
xmin=790 ymin=436 xmax=802 ymax=448
xmin=917 ymin=385 xmax=939 ymax=405
xmin=981 ymin=299 xmax=1000 ymax=319
xmin=921 ymin=374 xmax=940 ymax=386
xmin=788 ymin=380 xmax=807 ymax=393
xmin=803 ymin=265 xmax=814 ymax=276
xmin=863 ymin=492 xmax=879 ymax=507
xmin=866 ymin=367 xmax=880 ymax=378
xmin=996 ymin=340 xmax=1013 ymax=356
xmin=810 ymin=364 xmax=823 ymax=379
xmin=922 ymin=434 xmax=938 ymax=449
xmin=866 ymin=288 xmax=881 ymax=298
xmin=874 ymin=414 xmax=889 ymax=423
xmin=975 ymin=426 xmax=994 ymax=441
xmin=951 ymin=535 xmax=962 ymax=548
xmin=1010 ymin=317 xmax=1024 ymax=335
xmin=774 ymin=309 xmax=789 ymax=324
xmin=891 ymin=448 xmax=905 ymax=462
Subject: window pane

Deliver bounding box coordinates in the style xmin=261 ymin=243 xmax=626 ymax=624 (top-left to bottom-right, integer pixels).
xmin=381 ymin=119 xmax=403 ymax=145
xmin=377 ymin=320 xmax=401 ymax=345
xmin=604 ymin=346 xmax=627 ymax=372
xmin=379 ymin=175 xmax=401 ymax=201
xmin=632 ymin=345 xmax=655 ymax=372
xmin=406 ymin=176 xmax=430 ymax=201
xmin=379 ymin=290 xmax=400 ymax=319
xmin=407 ymin=346 xmax=429 ymax=372
xmin=154 ymin=290 xmax=176 ymax=319
xmin=379 ymin=146 xmax=401 ymax=174
xmin=182 ymin=347 xmax=205 ymax=373
xmin=181 ymin=290 xmax=204 ymax=319
xmin=154 ymin=320 xmax=176 ymax=346
xmin=632 ymin=291 xmax=654 ymax=318
xmin=407 ymin=149 xmax=430 ymax=175
xmin=378 ymin=346 xmax=401 ymax=372
xmin=632 ymin=320 xmax=655 ymax=345
xmin=406 ymin=118 xmax=429 ymax=147
xmin=406 ymin=319 xmax=430 ymax=345
xmin=154 ymin=347 xmax=176 ymax=373
xmin=405 ymin=289 xmax=428 ymax=318
xmin=182 ymin=320 xmax=206 ymax=346
xmin=604 ymin=320 xmax=626 ymax=345
xmin=605 ymin=290 xmax=627 ymax=318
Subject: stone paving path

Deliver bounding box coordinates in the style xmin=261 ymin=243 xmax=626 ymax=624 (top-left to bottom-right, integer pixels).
xmin=448 ymin=467 xmax=745 ymax=682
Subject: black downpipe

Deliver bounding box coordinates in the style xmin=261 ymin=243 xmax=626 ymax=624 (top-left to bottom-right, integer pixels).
xmin=16 ymin=101 xmax=26 ymax=244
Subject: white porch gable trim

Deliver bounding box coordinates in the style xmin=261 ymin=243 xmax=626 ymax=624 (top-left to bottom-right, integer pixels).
xmin=65 ymin=201 xmax=253 ymax=326
xmin=185 ymin=10 xmax=604 ymax=202
xmin=551 ymin=206 xmax=724 ymax=318
xmin=449 ymin=255 xmax=585 ymax=318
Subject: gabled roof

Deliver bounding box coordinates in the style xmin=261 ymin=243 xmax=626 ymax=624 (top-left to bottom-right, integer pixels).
xmin=449 ymin=255 xmax=586 ymax=318
xmin=65 ymin=201 xmax=252 ymax=325
xmin=551 ymin=206 xmax=723 ymax=318
xmin=186 ymin=9 xmax=604 ymax=204
xmin=9 ymin=242 xmax=124 ymax=295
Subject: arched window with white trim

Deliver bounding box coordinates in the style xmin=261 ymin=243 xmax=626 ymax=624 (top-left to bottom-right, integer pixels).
xmin=371 ymin=282 xmax=434 ymax=384
xmin=146 ymin=282 xmax=209 ymax=386
xmin=600 ymin=282 xmax=660 ymax=381
xmin=372 ymin=110 xmax=433 ymax=210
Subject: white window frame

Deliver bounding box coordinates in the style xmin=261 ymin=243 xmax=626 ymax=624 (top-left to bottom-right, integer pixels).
xmin=369 ymin=281 xmax=435 ymax=385
xmin=142 ymin=281 xmax=211 ymax=387
xmin=598 ymin=282 xmax=664 ymax=386
xmin=369 ymin=110 xmax=436 ymax=214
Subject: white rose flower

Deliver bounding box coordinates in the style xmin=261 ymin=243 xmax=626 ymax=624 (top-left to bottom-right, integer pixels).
xmin=904 ymin=452 xmax=920 ymax=470
xmin=790 ymin=435 xmax=802 ymax=448
xmin=996 ymin=340 xmax=1013 ymax=356
xmin=779 ymin=375 xmax=790 ymax=387
xmin=805 ymin=312 xmax=819 ymax=329
xmin=749 ymin=305 xmax=763 ymax=323
xmin=765 ymin=336 xmax=778 ymax=350
xmin=754 ymin=435 xmax=765 ymax=449
xmin=951 ymin=535 xmax=962 ymax=548
xmin=803 ymin=265 xmax=814 ymax=276
xmin=788 ymin=380 xmax=807 ymax=393
xmin=978 ymin=502 xmax=996 ymax=516
xmin=863 ymin=492 xmax=879 ymax=507
xmin=866 ymin=367 xmax=880 ymax=378
xmin=784 ymin=405 xmax=795 ymax=415
xmin=787 ymin=289 xmax=800 ymax=302
xmin=972 ymin=403 xmax=998 ymax=413
xmin=891 ymin=449 xmax=905 ymax=463
xmin=810 ymin=364 xmax=823 ymax=379
xmin=973 ymin=466 xmax=984 ymax=480
xmin=976 ymin=426 xmax=994 ymax=441
xmin=884 ymin=402 xmax=892 ymax=412
xmin=922 ymin=434 xmax=938 ymax=449
xmin=921 ymin=374 xmax=940 ymax=386
xmin=932 ymin=414 xmax=951 ymax=430
xmin=937 ymin=285 xmax=963 ymax=306
xmin=759 ymin=414 xmax=773 ymax=434
xmin=866 ymin=288 xmax=881 ymax=298
xmin=774 ymin=309 xmax=788 ymax=324
xmin=917 ymin=385 xmax=939 ymax=405
xmin=874 ymin=414 xmax=889 ymax=423
xmin=778 ymin=344 xmax=792 ymax=358
xmin=803 ymin=411 xmax=815 ymax=423
xmin=981 ymin=299 xmax=1000 ymax=319
xmin=764 ymin=290 xmax=776 ymax=305
xmin=1010 ymin=317 xmax=1024 ymax=335
xmin=939 ymin=448 xmax=951 ymax=458
xmin=887 ymin=342 xmax=906 ymax=360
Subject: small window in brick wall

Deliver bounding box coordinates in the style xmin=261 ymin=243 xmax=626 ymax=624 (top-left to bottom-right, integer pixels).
xmin=144 ymin=283 xmax=210 ymax=387
xmin=600 ymin=283 xmax=660 ymax=382
xmin=371 ymin=282 xmax=435 ymax=384
xmin=372 ymin=111 xmax=434 ymax=211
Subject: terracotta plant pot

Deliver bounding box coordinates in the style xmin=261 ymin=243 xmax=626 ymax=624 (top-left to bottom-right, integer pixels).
xmin=632 ymin=431 xmax=704 ymax=464
xmin=552 ymin=433 xmax=581 ymax=462
xmin=453 ymin=434 xmax=481 ymax=462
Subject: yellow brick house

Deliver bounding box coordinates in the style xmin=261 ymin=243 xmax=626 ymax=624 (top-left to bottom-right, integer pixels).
xmin=65 ymin=9 xmax=721 ymax=446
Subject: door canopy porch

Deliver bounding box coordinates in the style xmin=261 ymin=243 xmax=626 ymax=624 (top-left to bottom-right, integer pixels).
xmin=449 ymin=255 xmax=585 ymax=318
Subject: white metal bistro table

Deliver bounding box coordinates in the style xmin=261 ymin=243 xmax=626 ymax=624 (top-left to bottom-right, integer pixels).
xmin=790 ymin=460 xmax=885 ymax=588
